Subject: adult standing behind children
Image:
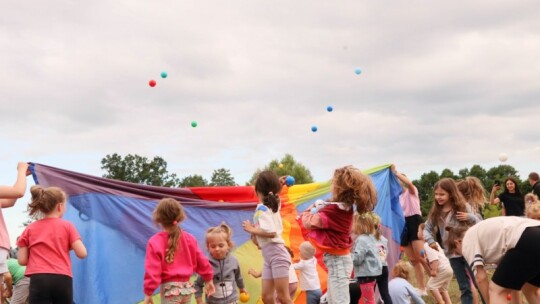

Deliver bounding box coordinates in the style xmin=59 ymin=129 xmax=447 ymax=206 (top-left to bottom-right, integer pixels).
xmin=391 ymin=165 xmax=426 ymax=295
xmin=528 ymin=172 xmax=540 ymax=199
xmin=490 ymin=177 xmax=525 ymax=216
xmin=301 ymin=165 xmax=377 ymax=304
xmin=0 ymin=162 xmax=29 ymax=304
xmin=17 ymin=185 xmax=87 ymax=304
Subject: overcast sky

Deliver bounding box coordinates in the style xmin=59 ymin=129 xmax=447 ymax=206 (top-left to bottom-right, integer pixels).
xmin=2 ymin=1 xmax=539 ymax=246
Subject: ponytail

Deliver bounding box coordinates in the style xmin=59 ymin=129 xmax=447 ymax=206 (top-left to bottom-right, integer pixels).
xmin=166 ymin=225 xmax=181 ymax=264
xmin=28 ymin=185 xmax=66 ymax=218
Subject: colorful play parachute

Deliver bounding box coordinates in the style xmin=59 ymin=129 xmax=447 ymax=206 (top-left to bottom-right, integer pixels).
xmin=29 ymin=163 xmax=404 ymax=304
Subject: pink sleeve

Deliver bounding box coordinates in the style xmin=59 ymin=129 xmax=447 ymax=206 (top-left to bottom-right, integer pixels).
xmin=191 ymin=237 xmax=213 ymax=282
xmin=144 ymin=240 xmax=162 ymax=296
xmin=17 ymin=228 xmax=29 ymax=247
xmin=301 ymin=211 xmax=326 ymax=229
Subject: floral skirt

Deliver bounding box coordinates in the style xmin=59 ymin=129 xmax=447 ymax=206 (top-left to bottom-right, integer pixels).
xmin=160 ymin=281 xmax=196 ymax=304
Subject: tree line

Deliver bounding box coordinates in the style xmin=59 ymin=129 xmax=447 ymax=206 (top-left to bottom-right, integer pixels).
xmin=102 ymin=153 xmax=532 ymax=218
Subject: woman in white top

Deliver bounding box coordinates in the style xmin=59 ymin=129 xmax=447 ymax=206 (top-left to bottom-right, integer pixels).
xmin=451 ymin=217 xmax=540 ymax=304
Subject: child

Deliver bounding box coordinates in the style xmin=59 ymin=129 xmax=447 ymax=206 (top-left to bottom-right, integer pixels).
xmin=144 ymin=198 xmax=215 ymax=304
xmin=17 ymin=185 xmax=87 ymax=304
xmin=453 ymin=217 xmax=540 ymax=304
xmin=526 ymin=201 xmax=540 ymax=220
xmin=194 ymin=223 xmax=247 ymax=304
xmin=301 ymin=165 xmax=377 ymax=304
xmin=388 ymin=261 xmax=425 ymax=304
xmin=525 ymin=193 xmax=540 ymax=208
xmin=242 ymin=170 xmax=292 ymax=304
xmin=418 ymin=223 xmax=453 ymax=304
xmin=282 ymin=247 xmax=298 ymax=302
xmin=4 ymin=257 xmax=29 ymax=304
xmin=352 ymin=212 xmax=382 ymax=304
xmin=372 ymin=213 xmax=392 ymax=304
xmin=392 ymin=165 xmax=425 ymax=295
xmin=422 ymin=178 xmax=481 ymax=304
xmin=0 ymin=162 xmax=28 ymax=304
xmin=457 ymin=176 xmax=488 ymax=219
xmin=292 ymin=242 xmax=322 ymax=304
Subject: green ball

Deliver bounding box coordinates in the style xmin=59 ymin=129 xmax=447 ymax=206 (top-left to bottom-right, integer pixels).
xmin=161 ymin=71 xmax=168 ymax=78
xmin=191 ymin=121 xmax=198 ymax=128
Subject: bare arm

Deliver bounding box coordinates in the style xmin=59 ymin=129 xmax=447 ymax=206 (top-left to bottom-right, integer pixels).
xmin=475 ymin=265 xmax=490 ymax=304
xmin=3 ymin=272 xmax=13 ymax=298
xmin=490 ymin=186 xmax=501 ymax=205
xmin=72 ymin=240 xmax=87 ymax=259
xmin=17 ymin=247 xmax=29 ymax=266
xmin=391 ymin=165 xmax=416 ymax=195
xmin=242 ymin=220 xmax=276 ymax=238
xmin=0 ymin=162 xmax=29 ymax=202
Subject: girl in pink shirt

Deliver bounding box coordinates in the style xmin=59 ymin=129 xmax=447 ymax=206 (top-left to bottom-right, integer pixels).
xmin=143 ymin=198 xmax=215 ymax=304
xmin=0 ymin=162 xmax=28 ymax=304
xmin=17 ymin=185 xmax=87 ymax=304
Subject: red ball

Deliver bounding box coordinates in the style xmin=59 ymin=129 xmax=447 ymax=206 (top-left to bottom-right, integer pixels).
xmin=149 ymin=80 xmax=156 ymax=87
xmin=507 ymin=293 xmax=511 ymax=301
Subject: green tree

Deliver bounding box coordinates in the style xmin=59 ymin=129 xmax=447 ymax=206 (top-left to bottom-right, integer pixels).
xmin=210 ymin=168 xmax=236 ymax=186
xmin=179 ymin=175 xmax=208 ymax=187
xmin=248 ymin=154 xmax=314 ymax=185
xmin=412 ymin=171 xmax=440 ymax=217
xmin=440 ymin=168 xmax=458 ymax=179
xmin=100 ymin=153 xmax=180 ymax=187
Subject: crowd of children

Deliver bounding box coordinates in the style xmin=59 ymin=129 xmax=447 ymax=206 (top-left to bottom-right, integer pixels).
xmin=3 ymin=162 xmax=540 ymax=304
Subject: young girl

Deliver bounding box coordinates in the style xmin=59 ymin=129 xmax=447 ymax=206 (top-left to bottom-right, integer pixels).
xmin=352 ymin=212 xmax=382 ymax=304
xmin=453 ymin=217 xmax=540 ymax=304
xmin=302 ymin=165 xmax=377 ymax=304
xmin=526 ymin=201 xmax=540 ymax=219
xmin=194 ymin=223 xmax=247 ymax=304
xmin=0 ymin=162 xmax=28 ymax=304
xmin=242 ymin=170 xmax=292 ymax=304
xmin=372 ymin=213 xmax=392 ymax=304
xmin=388 ymin=261 xmax=425 ymax=304
xmin=422 ymin=178 xmax=481 ymax=304
xmin=144 ymin=198 xmax=215 ymax=304
xmin=418 ymin=223 xmax=453 ymax=304
xmin=292 ymin=241 xmax=321 ymax=304
xmin=457 ymin=176 xmax=488 ymax=219
xmin=16 ymin=185 xmax=87 ymax=304
xmin=392 ymin=165 xmax=425 ymax=294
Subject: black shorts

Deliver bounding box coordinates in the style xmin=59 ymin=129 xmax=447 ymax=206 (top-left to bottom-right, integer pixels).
xmin=400 ymin=214 xmax=423 ymax=246
xmin=492 ymin=226 xmax=540 ymax=290
xmin=29 ymin=273 xmax=73 ymax=304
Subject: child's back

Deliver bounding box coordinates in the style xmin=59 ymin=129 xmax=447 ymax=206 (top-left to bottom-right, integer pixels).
xmin=388 ymin=277 xmax=425 ymax=304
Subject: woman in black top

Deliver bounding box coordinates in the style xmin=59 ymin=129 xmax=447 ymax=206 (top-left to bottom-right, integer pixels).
xmin=490 ymin=177 xmax=525 ymax=216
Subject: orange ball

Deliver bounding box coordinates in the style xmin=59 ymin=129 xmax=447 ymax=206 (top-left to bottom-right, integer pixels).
xmin=239 ymin=292 xmax=250 ymax=302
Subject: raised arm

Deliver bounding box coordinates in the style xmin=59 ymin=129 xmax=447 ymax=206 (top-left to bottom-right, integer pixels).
xmin=490 ymin=185 xmax=501 ymax=205
xmin=391 ymin=165 xmax=416 ymax=195
xmin=0 ymin=162 xmax=29 ymax=207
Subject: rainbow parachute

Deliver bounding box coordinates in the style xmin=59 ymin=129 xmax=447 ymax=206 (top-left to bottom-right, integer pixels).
xmin=29 ymin=163 xmax=404 ymax=304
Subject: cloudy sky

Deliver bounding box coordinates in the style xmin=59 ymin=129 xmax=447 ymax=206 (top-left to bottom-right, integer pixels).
xmin=2 ymin=1 xmax=539 ymax=246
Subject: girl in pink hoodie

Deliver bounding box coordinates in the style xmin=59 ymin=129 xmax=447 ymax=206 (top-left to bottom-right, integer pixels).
xmin=143 ymin=198 xmax=215 ymax=304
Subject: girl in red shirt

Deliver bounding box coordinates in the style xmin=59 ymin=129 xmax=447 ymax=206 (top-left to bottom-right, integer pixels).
xmin=17 ymin=185 xmax=87 ymax=304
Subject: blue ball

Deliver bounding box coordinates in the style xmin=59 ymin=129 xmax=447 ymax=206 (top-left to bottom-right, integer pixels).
xmin=311 ymin=126 xmax=318 ymax=132
xmin=354 ymin=67 xmax=362 ymax=75
xmin=327 ymin=106 xmax=333 ymax=112
xmin=286 ymin=175 xmax=295 ymax=186
xmin=161 ymin=71 xmax=168 ymax=78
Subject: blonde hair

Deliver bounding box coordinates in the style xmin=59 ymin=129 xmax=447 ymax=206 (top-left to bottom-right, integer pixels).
xmin=371 ymin=213 xmax=382 ymax=240
xmin=392 ymin=260 xmax=411 ymax=279
xmin=526 ymin=202 xmax=540 ymax=220
xmin=299 ymin=241 xmax=316 ymax=259
xmin=28 ymin=185 xmax=66 ymax=218
xmin=332 ymin=165 xmax=377 ymax=214
xmin=153 ymin=198 xmax=186 ymax=263
xmin=206 ymin=222 xmax=234 ymax=249
xmin=525 ymin=193 xmax=540 ymax=205
xmin=353 ymin=211 xmax=376 ymax=235
xmin=456 ymin=177 xmax=487 ymax=213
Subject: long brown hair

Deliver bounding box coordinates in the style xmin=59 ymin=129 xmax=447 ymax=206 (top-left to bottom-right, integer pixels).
xmin=28 ymin=185 xmax=66 ymax=218
xmin=153 ymin=198 xmax=186 ymax=263
xmin=332 ymin=165 xmax=377 ymax=214
xmin=427 ymin=178 xmax=467 ymax=226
